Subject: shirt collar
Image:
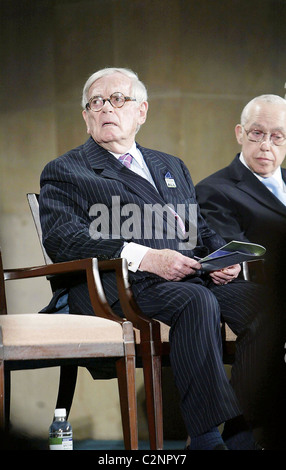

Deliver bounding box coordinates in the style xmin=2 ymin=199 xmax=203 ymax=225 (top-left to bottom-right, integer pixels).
xmin=109 ymin=142 xmax=144 ymax=168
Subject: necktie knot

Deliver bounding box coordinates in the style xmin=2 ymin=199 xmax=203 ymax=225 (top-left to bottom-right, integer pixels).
xmin=262 ymin=176 xmax=278 ymax=189
xmin=119 ymin=153 xmax=133 ymax=169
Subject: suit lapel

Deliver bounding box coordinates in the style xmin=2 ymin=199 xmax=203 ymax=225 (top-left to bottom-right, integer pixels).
xmin=139 ymin=146 xmax=189 ymax=203
xmin=231 ymin=156 xmax=286 ymax=216
xmin=84 ymin=138 xmax=182 ymax=234
xmin=84 ymin=138 xmax=171 ymax=206
xmin=138 ymin=147 xmax=169 ymax=194
xmin=281 ymin=167 xmax=286 ymax=185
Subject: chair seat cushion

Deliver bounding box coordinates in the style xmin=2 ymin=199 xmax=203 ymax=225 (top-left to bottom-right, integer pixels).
xmin=134 ymin=321 xmax=236 ymax=344
xmin=224 ymin=324 xmax=237 ymax=341
xmin=0 ymin=314 xmax=125 ymax=346
xmin=133 ymin=321 xmax=170 ymax=344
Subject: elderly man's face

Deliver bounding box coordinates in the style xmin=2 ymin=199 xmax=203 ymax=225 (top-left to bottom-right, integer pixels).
xmin=235 ymin=101 xmax=286 ymax=177
xmin=82 ymin=72 xmax=148 ymax=153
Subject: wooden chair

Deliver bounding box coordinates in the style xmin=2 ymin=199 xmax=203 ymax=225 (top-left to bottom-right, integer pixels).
xmin=0 ymin=249 xmax=138 ymax=449
xmin=27 ymin=193 xmax=236 ymax=450
xmin=27 ymin=193 xmax=170 ymax=449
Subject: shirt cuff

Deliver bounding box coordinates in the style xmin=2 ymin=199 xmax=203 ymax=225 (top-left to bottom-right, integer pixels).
xmin=120 ymin=242 xmax=150 ymax=272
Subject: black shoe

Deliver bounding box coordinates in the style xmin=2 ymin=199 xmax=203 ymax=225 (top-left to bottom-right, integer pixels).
xmin=225 ymin=431 xmax=264 ymax=450
xmin=213 ymin=443 xmax=229 ymax=450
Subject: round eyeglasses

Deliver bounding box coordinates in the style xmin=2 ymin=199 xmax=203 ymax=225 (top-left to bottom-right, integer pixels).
xmin=85 ymin=92 xmax=137 ymax=112
xmin=243 ymin=126 xmax=286 ymax=146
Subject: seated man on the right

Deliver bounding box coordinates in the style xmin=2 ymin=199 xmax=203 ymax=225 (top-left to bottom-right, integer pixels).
xmin=196 ymin=94 xmax=286 ymax=276
xmin=196 ymin=94 xmax=286 ymax=448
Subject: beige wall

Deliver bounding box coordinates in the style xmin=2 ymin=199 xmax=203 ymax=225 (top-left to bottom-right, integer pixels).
xmin=0 ymin=0 xmax=285 ymax=442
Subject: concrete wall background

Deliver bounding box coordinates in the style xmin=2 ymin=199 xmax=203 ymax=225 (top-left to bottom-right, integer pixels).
xmin=0 ymin=0 xmax=285 ymax=442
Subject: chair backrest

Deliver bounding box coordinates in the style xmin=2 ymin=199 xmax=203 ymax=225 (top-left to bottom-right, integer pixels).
xmin=27 ymin=193 xmax=53 ymax=265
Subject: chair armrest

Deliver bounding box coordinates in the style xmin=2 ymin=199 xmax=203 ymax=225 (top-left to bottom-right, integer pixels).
xmin=3 ymin=258 xmax=123 ymax=324
xmin=98 ymin=258 xmax=162 ymax=348
xmin=242 ymin=259 xmax=266 ymax=283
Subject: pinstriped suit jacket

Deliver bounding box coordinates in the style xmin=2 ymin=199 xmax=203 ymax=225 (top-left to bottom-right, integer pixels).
xmin=39 ymin=137 xmax=225 ymax=306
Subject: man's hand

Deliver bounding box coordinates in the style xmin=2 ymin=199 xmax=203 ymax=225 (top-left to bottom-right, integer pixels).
xmin=139 ymin=249 xmax=241 ymax=284
xmin=209 ymin=264 xmax=241 ymax=285
xmin=139 ymin=248 xmax=202 ymax=281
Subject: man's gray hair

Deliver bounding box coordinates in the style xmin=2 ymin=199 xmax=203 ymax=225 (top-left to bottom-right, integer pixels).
xmin=241 ymin=94 xmax=286 ymax=126
xmin=81 ymin=67 xmax=148 ymax=109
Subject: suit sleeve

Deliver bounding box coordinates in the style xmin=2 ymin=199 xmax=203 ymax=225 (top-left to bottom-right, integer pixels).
xmin=196 ymin=181 xmax=250 ymax=244
xmin=39 ymin=157 xmax=124 ymax=263
xmin=180 ymin=161 xmax=226 ymax=251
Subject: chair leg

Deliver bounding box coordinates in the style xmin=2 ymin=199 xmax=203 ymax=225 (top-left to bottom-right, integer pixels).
xmin=56 ymin=365 xmax=78 ymax=417
xmin=116 ymin=356 xmax=138 ymax=450
xmin=142 ymin=353 xmax=164 ymax=450
xmin=0 ymin=361 xmax=4 ymax=430
xmin=4 ymin=370 xmax=10 ymax=431
xmin=0 ymin=364 xmax=11 ymax=433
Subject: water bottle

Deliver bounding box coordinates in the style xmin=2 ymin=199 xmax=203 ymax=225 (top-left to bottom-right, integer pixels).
xmin=49 ymin=408 xmax=73 ymax=450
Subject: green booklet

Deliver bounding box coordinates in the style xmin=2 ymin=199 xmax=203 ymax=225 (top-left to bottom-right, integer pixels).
xmin=198 ymin=241 xmax=266 ymax=272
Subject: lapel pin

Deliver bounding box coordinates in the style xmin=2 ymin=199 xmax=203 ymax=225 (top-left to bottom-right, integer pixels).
xmin=165 ymin=171 xmax=177 ymax=188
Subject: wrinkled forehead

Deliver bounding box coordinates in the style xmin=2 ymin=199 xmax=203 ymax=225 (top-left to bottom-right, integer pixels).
xmin=246 ymin=102 xmax=286 ymax=130
xmin=88 ymin=73 xmax=133 ymax=99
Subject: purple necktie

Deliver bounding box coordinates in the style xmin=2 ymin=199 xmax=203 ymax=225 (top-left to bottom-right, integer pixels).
xmin=169 ymin=207 xmax=186 ymax=235
xmin=119 ymin=153 xmax=133 ymax=169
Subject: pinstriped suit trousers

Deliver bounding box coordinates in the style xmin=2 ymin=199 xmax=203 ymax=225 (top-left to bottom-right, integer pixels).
xmin=69 ymin=276 xmax=266 ymax=437
xmin=135 ymin=277 xmax=266 ymax=437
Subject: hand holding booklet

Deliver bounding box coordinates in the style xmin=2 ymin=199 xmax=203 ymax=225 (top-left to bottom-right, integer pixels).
xmin=197 ymin=240 xmax=266 ymax=272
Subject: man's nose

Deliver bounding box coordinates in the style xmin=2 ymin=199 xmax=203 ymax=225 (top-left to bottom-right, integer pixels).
xmin=259 ymin=134 xmax=272 ymax=150
xmin=102 ymin=99 xmax=114 ymax=111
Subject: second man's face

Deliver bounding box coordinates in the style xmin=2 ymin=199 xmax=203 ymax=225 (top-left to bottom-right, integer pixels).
xmin=235 ymin=102 xmax=286 ymax=177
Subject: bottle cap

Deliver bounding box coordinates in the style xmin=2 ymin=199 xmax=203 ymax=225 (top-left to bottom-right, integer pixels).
xmin=54 ymin=408 xmax=66 ymax=418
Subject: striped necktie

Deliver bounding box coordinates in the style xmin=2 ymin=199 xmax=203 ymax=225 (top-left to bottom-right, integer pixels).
xmin=261 ymin=176 xmax=286 ymax=206
xmin=119 ymin=153 xmax=133 ymax=169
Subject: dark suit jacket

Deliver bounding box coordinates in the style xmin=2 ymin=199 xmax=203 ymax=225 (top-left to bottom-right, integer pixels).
xmin=195 ymin=154 xmax=286 ymax=268
xmin=39 ymin=137 xmax=224 ymax=309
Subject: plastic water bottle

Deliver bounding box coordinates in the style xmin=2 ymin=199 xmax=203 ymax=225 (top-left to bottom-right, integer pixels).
xmin=49 ymin=408 xmax=73 ymax=450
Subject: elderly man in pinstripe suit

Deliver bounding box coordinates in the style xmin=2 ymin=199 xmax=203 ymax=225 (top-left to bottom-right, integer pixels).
xmin=39 ymin=68 xmax=266 ymax=450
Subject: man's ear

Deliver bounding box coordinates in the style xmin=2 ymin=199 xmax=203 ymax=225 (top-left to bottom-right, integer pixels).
xmin=82 ymin=109 xmax=91 ymax=134
xmin=235 ymin=124 xmax=243 ymax=145
xmin=138 ymin=101 xmax=148 ymax=125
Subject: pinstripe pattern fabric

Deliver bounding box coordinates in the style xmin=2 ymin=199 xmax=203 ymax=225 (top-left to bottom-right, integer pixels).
xmin=133 ymin=277 xmax=266 ymax=436
xmin=39 ymin=137 xmax=265 ymax=437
